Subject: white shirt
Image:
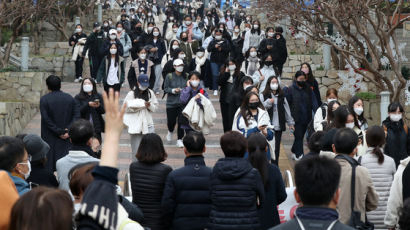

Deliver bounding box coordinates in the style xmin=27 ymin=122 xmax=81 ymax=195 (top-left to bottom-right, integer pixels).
xmin=107 ymin=58 xmax=119 ymax=85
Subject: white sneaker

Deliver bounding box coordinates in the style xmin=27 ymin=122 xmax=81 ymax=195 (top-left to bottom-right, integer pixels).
xmin=166 ymin=131 xmax=173 ymax=142
xmin=292 ymin=153 xmax=303 ymax=161
xmin=213 ymin=90 xmax=218 ymax=96
xmin=155 ymin=91 xmax=160 ymax=95
xmin=176 ymin=139 xmax=184 ymax=148
xmin=74 ymin=77 xmax=82 ymax=83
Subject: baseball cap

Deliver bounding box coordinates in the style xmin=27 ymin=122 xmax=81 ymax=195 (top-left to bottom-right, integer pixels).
xmin=93 ymin=22 xmax=100 ymax=28
xmin=109 ymin=29 xmax=117 ymax=35
xmin=173 ymin=58 xmax=184 ymax=66
xmin=138 ymin=74 xmax=150 ymax=88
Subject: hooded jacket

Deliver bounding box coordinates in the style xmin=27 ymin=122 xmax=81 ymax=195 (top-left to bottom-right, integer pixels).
xmin=209 ymin=157 xmax=265 ymax=230
xmin=383 ymin=117 xmax=410 ymax=167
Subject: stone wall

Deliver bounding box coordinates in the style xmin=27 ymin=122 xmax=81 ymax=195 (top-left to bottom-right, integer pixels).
xmin=282 ymin=55 xmax=325 ymax=79
xmin=0 ymin=102 xmax=39 ymax=136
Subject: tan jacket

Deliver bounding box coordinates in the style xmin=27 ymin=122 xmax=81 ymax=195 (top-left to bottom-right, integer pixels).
xmin=0 ymin=171 xmax=19 ymax=230
xmin=336 ymin=157 xmax=379 ymax=224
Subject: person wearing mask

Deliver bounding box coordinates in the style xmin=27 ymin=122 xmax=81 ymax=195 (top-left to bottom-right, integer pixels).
xmin=146 ymin=27 xmax=167 ymax=95
xmin=146 ymin=22 xmax=156 ymax=34
xmin=258 ymin=27 xmax=277 ymax=58
xmin=0 ymin=136 xmax=31 ymax=195
xmin=74 ymin=78 xmax=105 ymax=142
xmin=164 ymin=59 xmax=188 ymax=147
xmin=383 ymin=102 xmax=410 ymax=167
xmin=163 ymin=14 xmax=177 ymax=40
xmin=162 ymin=48 xmax=188 ymax=81
xmin=82 ymin=22 xmax=105 ymax=80
xmin=300 ymin=62 xmax=321 ymax=106
xmin=321 ymin=100 xmax=341 ymax=131
xmin=219 ymin=58 xmax=245 ymax=132
xmin=209 ymin=131 xmax=265 ymax=229
xmin=103 ymin=43 xmax=123 ymax=93
xmin=248 ymin=133 xmax=287 ymax=229
xmin=208 ymin=29 xmax=231 ymax=96
xmin=56 ymin=119 xmax=100 ymax=192
xmin=189 ymin=47 xmax=212 ymax=88
xmin=129 ymin=133 xmax=173 ymax=230
xmin=231 ymin=25 xmax=245 ymax=64
xmin=202 ymin=27 xmax=216 ymax=50
xmin=40 ymin=75 xmax=79 ymax=172
xmin=69 ymin=24 xmax=87 ymax=83
xmin=313 ymin=88 xmax=338 ymax=131
xmin=100 ymin=29 xmax=124 ymax=84
xmin=165 ymin=23 xmax=179 ymax=43
xmin=221 ymin=9 xmax=235 ymax=32
xmin=261 ymin=76 xmax=295 ymax=165
xmin=177 ymin=15 xmax=204 ymax=42
xmin=204 ymin=11 xmax=216 ymax=29
xmin=252 ymin=53 xmax=277 ymax=92
xmin=273 ymin=26 xmax=288 ymax=76
xmin=123 ymin=74 xmax=158 ymax=161
xmin=16 ymin=134 xmax=58 ymax=188
xmin=116 ymin=22 xmax=132 ymax=84
xmin=334 ymin=128 xmax=379 ymax=225
xmin=360 ymin=126 xmax=396 ymax=229
xmin=119 ymin=14 xmax=132 ymax=34
xmin=162 ymin=131 xmax=212 ymax=229
xmin=130 ymin=20 xmax=148 ymax=60
xmin=128 ymin=47 xmax=155 ymax=90
xmin=161 ymin=39 xmax=180 ymax=69
xmin=241 ymin=46 xmax=260 ymax=77
xmin=243 ymin=20 xmax=264 ymax=54
xmin=217 ymin=23 xmax=232 ymax=42
xmin=102 ymin=20 xmax=111 ymax=37
xmin=284 ymin=71 xmax=318 ymax=160
xmin=146 ymin=10 xmax=157 ymax=25
xmin=271 ymin=156 xmax=356 ymax=230
xmin=179 ymin=31 xmax=199 ymax=65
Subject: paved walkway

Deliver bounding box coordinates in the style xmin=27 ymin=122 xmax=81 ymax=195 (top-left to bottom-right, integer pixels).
xmin=23 ymin=81 xmax=298 ymax=186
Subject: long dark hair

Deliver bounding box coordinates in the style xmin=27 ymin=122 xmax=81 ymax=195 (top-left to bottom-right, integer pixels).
xmin=332 ymin=105 xmax=350 ymax=129
xmin=220 ymin=57 xmax=240 ymax=76
xmin=366 ymin=126 xmax=386 ymax=164
xmin=239 ymin=92 xmax=265 ymax=127
xmin=107 ymin=43 xmax=120 ymax=67
xmin=251 ymin=20 xmax=261 ymax=35
xmin=327 ymin=100 xmax=341 ymax=124
xmin=262 ymin=76 xmax=283 ymax=99
xmin=300 ymin=62 xmax=314 ymax=83
xmin=348 ymin=96 xmax=367 ymax=129
xmin=78 ymin=78 xmax=98 ymax=100
xmin=133 ymin=83 xmax=151 ymax=101
xmin=149 ymin=26 xmax=162 ymax=40
xmin=248 ymin=133 xmax=269 ymax=186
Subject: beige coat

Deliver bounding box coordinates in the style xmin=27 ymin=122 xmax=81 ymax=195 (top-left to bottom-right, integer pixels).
xmin=336 ymin=157 xmax=379 ymax=224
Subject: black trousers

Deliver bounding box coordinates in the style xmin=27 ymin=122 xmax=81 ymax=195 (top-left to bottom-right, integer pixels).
xmin=291 ymin=123 xmax=308 ymax=157
xmin=90 ymin=55 xmax=103 ymax=80
xmin=103 ymin=83 xmax=121 ymax=94
xmin=75 ymin=56 xmax=84 ymax=79
xmin=272 ymin=130 xmax=283 ymax=165
xmin=166 ymin=107 xmax=184 ymax=139
xmin=221 ymin=102 xmax=237 ymax=133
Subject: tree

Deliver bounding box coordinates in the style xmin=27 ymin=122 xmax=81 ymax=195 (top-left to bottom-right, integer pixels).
xmin=257 ymin=0 xmax=409 ymax=102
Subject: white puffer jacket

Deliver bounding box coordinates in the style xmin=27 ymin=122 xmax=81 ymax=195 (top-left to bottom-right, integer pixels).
xmin=182 ymin=93 xmax=217 ymax=134
xmin=384 ymin=156 xmax=410 ymax=229
xmin=360 ymin=148 xmax=396 ymax=229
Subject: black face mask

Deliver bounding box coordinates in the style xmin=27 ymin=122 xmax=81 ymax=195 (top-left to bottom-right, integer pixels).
xmin=264 ymin=61 xmax=273 ymax=66
xmin=181 ymin=37 xmax=188 ymax=42
xmin=297 ymin=81 xmax=306 ymax=87
xmin=135 ymin=27 xmax=142 ymax=32
xmin=249 ymin=102 xmax=259 ymax=110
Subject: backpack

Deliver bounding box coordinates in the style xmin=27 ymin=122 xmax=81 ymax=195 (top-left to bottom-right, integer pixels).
xmin=307 ymin=104 xmax=327 ymax=141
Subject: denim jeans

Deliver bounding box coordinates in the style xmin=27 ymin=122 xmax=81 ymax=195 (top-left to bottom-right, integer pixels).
xmin=210 ymin=62 xmax=222 ymax=90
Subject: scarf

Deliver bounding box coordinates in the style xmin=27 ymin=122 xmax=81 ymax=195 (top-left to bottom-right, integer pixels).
xmin=195 ymin=54 xmax=207 ymax=73
xmin=247 ymin=56 xmax=259 ymax=76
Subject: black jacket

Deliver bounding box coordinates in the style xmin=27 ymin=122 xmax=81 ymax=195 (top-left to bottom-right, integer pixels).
xmin=162 ymin=156 xmax=212 ymax=230
xmin=263 ymin=92 xmax=287 ymax=131
xmin=129 ymin=29 xmax=148 ymax=60
xmin=69 ymin=32 xmax=87 ymax=52
xmin=219 ymin=71 xmax=245 ymax=106
xmin=74 ymin=93 xmax=105 ymax=134
xmin=101 ymin=39 xmax=124 ymax=57
xmin=189 ymin=58 xmax=212 ymax=87
xmin=207 ymin=39 xmax=230 ymax=64
xmin=82 ymin=31 xmax=105 ymax=57
xmin=129 ymin=162 xmax=173 ymax=230
xmin=259 ymin=164 xmax=287 ymax=229
xmin=383 ymin=118 xmax=410 ymax=167
xmin=258 ymin=34 xmax=287 ymax=67
xmin=209 ymin=157 xmax=265 ymax=230
xmin=27 ymin=163 xmax=59 ymax=188
xmin=284 ymin=82 xmax=318 ymax=125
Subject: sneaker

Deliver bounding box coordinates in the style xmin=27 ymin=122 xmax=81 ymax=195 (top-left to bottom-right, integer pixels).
xmin=155 ymin=91 xmax=160 ymax=95
xmin=176 ymin=139 xmax=184 ymax=148
xmin=166 ymin=131 xmax=173 ymax=142
xmin=292 ymin=153 xmax=303 ymax=161
xmin=74 ymin=77 xmax=82 ymax=83
xmin=213 ymin=90 xmax=218 ymax=96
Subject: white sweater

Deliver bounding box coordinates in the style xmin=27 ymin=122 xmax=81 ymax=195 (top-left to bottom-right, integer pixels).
xmin=182 ymin=94 xmax=217 ymax=134
xmin=360 ymin=149 xmax=396 ymax=229
xmin=251 ymin=66 xmax=277 ymax=92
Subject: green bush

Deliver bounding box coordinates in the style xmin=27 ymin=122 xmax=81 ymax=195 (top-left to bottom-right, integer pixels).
xmin=0 ymin=66 xmax=19 ymax=72
xmin=1 ymin=28 xmax=13 ymax=46
xmin=356 ymin=92 xmax=377 ymax=100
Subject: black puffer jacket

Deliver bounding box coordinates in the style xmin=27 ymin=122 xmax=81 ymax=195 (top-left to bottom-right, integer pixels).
xmin=209 ymin=157 xmax=265 ymax=230
xmin=383 ymin=117 xmax=410 ymax=167
xmin=162 ymin=156 xmax=212 ymax=230
xmin=129 ymin=162 xmax=173 ymax=230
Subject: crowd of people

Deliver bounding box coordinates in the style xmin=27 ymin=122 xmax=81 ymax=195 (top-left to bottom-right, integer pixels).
xmin=1 ymin=0 xmax=410 ymax=230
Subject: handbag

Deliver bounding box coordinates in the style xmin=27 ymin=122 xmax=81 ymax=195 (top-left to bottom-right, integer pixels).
xmin=342 ymin=155 xmax=374 ymax=230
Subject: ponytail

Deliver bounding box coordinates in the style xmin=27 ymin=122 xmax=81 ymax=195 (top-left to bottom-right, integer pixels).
xmin=373 ymin=146 xmax=384 ymax=164
xmin=249 ymin=147 xmax=268 ymax=186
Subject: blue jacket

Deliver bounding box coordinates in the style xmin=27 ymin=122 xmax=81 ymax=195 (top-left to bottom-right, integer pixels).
xmin=9 ymin=172 xmax=30 ymax=195
xmin=162 ymin=156 xmax=212 ymax=230
xmin=177 ymin=23 xmax=204 ymax=41
xmin=209 ymin=157 xmax=265 ymax=229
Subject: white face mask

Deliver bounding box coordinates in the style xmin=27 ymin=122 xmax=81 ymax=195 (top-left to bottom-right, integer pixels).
xmin=83 ymin=84 xmax=93 ymax=93
xmin=76 ymin=28 xmax=82 ymax=33
xmin=110 ymin=49 xmax=117 ymax=54
xmin=346 ymin=122 xmax=355 ymax=129
xmin=178 ymin=54 xmax=186 ymax=59
xmin=234 ymin=28 xmax=240 ymax=33
xmin=190 ymin=80 xmax=200 ymax=87
xmin=104 ymin=23 xmax=109 ymax=27
xmin=170 ymin=17 xmax=174 ymax=20
xmin=109 ymin=34 xmax=117 ymax=40
xmin=116 ymin=27 xmax=123 ymax=32
xmin=245 ymin=27 xmax=251 ymax=32
xmin=390 ymin=114 xmax=402 ymax=122
xmin=18 ymin=161 xmax=31 ymax=180
xmin=139 ymin=53 xmax=146 ymax=59
xmin=268 ymin=32 xmax=275 ymax=37
xmin=153 ymin=31 xmax=160 ymax=36
xmin=196 ymin=52 xmax=204 ymax=57
xmin=185 ymin=21 xmax=192 ymax=26
xmin=173 ymin=28 xmax=178 ymax=33
xmin=172 ymin=45 xmax=179 ymax=50
xmin=253 ymin=24 xmax=259 ymax=29
xmin=327 ymin=98 xmax=337 ymax=103
xmin=250 ymin=51 xmax=257 ymax=57
xmin=175 ymin=66 xmax=184 ymax=72
xmin=270 ymin=83 xmax=278 ymax=90
xmin=148 ymin=13 xmax=152 ymax=16
xmin=243 ymin=84 xmax=251 ymax=91
xmin=215 ymin=35 xmax=222 ymax=40
xmin=354 ymin=107 xmax=363 ymax=116
xmin=228 ymin=65 xmax=236 ymax=71
xmin=139 ymin=85 xmax=148 ymax=91
xmin=147 ymin=27 xmax=153 ymax=32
